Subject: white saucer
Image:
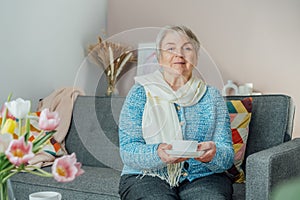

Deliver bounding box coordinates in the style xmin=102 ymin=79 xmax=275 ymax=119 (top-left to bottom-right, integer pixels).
xmin=165 ymin=150 xmax=205 ymax=158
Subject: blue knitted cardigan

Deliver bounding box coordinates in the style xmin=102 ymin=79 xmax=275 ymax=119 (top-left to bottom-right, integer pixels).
xmin=119 ymin=84 xmax=234 ymax=183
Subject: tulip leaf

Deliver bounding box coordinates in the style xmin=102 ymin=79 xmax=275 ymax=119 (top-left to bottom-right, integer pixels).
xmin=24 ymin=118 xmax=31 ymax=143
xmin=32 ymin=131 xmax=56 ymax=153
xmin=0 ymin=158 xmax=13 ymax=171
xmin=24 ymin=131 xmax=30 ymax=144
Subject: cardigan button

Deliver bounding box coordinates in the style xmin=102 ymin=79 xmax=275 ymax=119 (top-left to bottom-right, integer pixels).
xmin=182 ymin=172 xmax=188 ymax=177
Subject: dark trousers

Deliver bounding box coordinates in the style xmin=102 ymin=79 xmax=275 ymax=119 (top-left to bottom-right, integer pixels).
xmin=119 ymin=173 xmax=233 ymax=200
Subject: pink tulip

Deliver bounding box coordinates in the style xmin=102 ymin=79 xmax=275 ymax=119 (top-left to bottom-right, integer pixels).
xmin=5 ymin=137 xmax=34 ymax=166
xmin=52 ymin=153 xmax=84 ymax=182
xmin=38 ymin=108 xmax=60 ymax=131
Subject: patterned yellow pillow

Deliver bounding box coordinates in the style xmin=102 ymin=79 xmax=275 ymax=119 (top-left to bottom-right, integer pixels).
xmin=226 ymin=97 xmax=252 ymax=183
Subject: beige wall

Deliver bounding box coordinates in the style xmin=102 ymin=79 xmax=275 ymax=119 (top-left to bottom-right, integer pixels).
xmin=107 ymin=0 xmax=300 ymax=138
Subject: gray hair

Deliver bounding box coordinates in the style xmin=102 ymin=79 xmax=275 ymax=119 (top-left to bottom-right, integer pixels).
xmin=156 ymin=25 xmax=200 ymax=59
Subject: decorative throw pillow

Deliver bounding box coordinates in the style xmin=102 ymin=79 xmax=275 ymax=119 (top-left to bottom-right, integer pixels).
xmin=226 ymin=97 xmax=252 ymax=183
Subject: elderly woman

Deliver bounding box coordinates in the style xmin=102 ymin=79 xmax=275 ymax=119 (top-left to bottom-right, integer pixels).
xmin=118 ymin=25 xmax=234 ymax=200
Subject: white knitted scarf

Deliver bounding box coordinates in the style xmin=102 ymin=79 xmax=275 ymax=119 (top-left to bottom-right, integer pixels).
xmin=134 ymin=70 xmax=207 ymax=187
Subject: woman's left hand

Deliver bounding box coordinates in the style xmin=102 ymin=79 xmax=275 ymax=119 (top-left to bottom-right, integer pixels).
xmin=194 ymin=141 xmax=216 ymax=163
xmin=157 ymin=143 xmax=189 ymax=164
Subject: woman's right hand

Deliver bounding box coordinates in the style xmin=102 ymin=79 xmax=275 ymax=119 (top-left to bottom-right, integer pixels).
xmin=157 ymin=143 xmax=188 ymax=164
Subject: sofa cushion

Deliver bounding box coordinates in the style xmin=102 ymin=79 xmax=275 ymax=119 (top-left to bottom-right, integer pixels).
xmin=65 ymin=96 xmax=124 ymax=170
xmin=226 ymin=97 xmax=252 ymax=183
xmin=232 ymin=183 xmax=245 ymax=200
xmin=10 ymin=166 xmax=121 ymax=200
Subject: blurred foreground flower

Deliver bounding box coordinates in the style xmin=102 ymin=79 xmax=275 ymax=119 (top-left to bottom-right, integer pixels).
xmin=5 ymin=98 xmax=30 ymax=119
xmin=38 ymin=108 xmax=60 ymax=131
xmin=0 ymin=95 xmax=84 ymax=200
xmin=52 ymin=153 xmax=84 ymax=182
xmin=1 ymin=119 xmax=16 ymax=135
xmin=5 ymin=136 xmax=34 ymax=166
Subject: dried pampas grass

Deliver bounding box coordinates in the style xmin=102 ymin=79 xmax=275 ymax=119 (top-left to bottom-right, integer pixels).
xmin=88 ymin=36 xmax=136 ymax=96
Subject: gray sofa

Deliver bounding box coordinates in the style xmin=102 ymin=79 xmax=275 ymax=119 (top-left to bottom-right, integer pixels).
xmin=10 ymin=94 xmax=300 ymax=200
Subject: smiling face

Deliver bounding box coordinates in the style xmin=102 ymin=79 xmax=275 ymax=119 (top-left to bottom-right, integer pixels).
xmin=158 ymin=31 xmax=198 ymax=81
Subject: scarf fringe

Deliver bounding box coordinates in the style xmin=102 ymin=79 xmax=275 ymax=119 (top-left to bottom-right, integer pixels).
xmin=142 ymin=162 xmax=183 ymax=187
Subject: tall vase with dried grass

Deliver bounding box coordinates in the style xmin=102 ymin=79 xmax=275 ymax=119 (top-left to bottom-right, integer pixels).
xmin=88 ymin=37 xmax=135 ymax=96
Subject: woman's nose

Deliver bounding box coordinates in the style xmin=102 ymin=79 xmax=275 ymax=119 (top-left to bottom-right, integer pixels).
xmin=173 ymin=48 xmax=184 ymax=57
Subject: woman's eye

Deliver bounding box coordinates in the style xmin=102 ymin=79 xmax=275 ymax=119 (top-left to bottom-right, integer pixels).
xmin=167 ymin=47 xmax=175 ymax=52
xmin=183 ymin=47 xmax=193 ymax=51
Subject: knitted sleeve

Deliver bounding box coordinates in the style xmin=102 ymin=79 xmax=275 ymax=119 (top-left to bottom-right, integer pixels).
xmin=119 ymin=84 xmax=165 ymax=170
xmin=203 ymin=87 xmax=234 ymax=172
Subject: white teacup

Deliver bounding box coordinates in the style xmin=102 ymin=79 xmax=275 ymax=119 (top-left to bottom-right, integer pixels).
xmin=29 ymin=191 xmax=62 ymax=200
xmin=171 ymin=140 xmax=198 ymax=152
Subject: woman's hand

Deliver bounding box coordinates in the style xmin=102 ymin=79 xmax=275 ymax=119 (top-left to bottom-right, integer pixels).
xmin=194 ymin=141 xmax=216 ymax=163
xmin=157 ymin=143 xmax=188 ymax=164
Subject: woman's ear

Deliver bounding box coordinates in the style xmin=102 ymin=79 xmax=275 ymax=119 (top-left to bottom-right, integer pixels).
xmin=156 ymin=53 xmax=162 ymax=65
xmin=156 ymin=49 xmax=161 ymax=63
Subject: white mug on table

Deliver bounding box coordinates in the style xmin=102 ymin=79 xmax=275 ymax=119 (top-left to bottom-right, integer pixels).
xmin=29 ymin=191 xmax=62 ymax=200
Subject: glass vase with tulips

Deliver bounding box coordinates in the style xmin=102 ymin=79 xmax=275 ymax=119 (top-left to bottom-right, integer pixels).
xmin=0 ymin=94 xmax=84 ymax=200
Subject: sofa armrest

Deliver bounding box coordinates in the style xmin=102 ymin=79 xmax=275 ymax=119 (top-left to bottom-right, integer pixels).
xmin=245 ymin=138 xmax=300 ymax=200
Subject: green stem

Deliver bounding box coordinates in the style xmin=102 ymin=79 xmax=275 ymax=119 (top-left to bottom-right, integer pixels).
xmin=1 ymin=171 xmax=17 ymax=184
xmin=0 ymin=180 xmax=8 ymax=200
xmin=18 ymin=118 xmax=22 ymax=136
xmin=23 ymin=169 xmax=53 ymax=178
xmin=25 ymin=165 xmax=53 ymax=176
xmin=0 ymin=165 xmax=15 ymax=176
xmin=32 ymin=131 xmax=55 ymax=153
xmin=24 ymin=117 xmax=31 ymax=143
xmin=33 ymin=130 xmax=45 ymax=142
xmin=0 ymin=159 xmax=13 ymax=172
